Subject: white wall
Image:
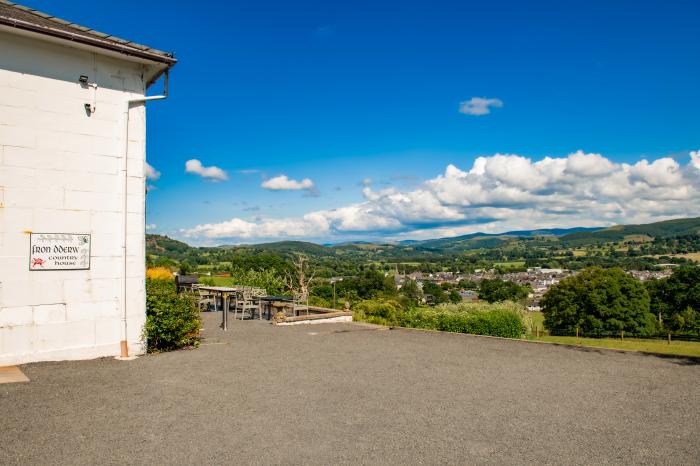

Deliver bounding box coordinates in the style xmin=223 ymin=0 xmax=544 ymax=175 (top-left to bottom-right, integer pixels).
xmin=0 ymin=30 xmax=152 ymax=365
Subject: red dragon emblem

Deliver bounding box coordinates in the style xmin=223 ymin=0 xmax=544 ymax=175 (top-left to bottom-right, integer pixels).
xmin=31 ymin=258 xmax=45 ymax=268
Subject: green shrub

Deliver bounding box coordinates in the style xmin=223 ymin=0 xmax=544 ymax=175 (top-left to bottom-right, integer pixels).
xmin=399 ymin=307 xmax=440 ymax=329
xmin=308 ymin=295 xmax=331 ymax=308
xmin=353 ymin=299 xmax=404 ymax=326
xmin=145 ymin=279 xmax=201 ymax=352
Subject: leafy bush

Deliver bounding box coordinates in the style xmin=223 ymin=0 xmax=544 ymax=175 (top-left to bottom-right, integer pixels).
xmin=309 ymin=295 xmax=332 ymax=308
xmin=146 ymin=267 xmax=174 ymax=280
xmin=145 ymin=279 xmax=200 ymax=352
xmin=353 ymin=299 xmax=404 ymax=326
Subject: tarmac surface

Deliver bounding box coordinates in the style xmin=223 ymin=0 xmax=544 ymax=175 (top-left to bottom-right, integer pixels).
xmin=1 ymin=312 xmax=699 ymax=465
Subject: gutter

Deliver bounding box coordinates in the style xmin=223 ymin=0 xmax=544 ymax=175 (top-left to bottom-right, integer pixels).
xmin=0 ymin=14 xmax=177 ymax=67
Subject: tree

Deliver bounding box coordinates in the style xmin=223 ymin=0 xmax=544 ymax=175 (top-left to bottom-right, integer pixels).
xmin=333 ymin=270 xmax=395 ymax=302
xmin=671 ymin=306 xmax=697 ymax=335
xmin=647 ymin=266 xmax=700 ymax=334
xmin=178 ymin=260 xmax=193 ymax=275
xmin=458 ymin=279 xmax=478 ymax=290
xmin=478 ymin=279 xmax=529 ymax=303
xmin=541 ymin=267 xmax=655 ymax=336
xmin=422 ymin=282 xmax=448 ymax=305
xmin=400 ymin=279 xmax=423 ymax=304
xmin=284 ymin=254 xmax=316 ymax=300
xmin=448 ymin=289 xmax=462 ymax=304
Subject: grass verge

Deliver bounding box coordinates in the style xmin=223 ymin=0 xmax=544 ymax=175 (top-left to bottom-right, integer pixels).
xmin=523 ymin=335 xmax=700 ymax=357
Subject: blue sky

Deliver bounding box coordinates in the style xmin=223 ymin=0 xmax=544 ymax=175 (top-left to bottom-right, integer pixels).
xmin=24 ymin=0 xmax=700 ymax=244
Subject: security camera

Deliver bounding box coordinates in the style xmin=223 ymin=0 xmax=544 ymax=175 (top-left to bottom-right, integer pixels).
xmin=79 ymin=75 xmax=89 ymax=84
xmin=84 ymin=103 xmax=93 ymax=113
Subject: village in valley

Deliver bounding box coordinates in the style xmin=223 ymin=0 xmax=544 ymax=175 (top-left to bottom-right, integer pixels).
xmin=394 ymin=266 xmax=674 ymax=310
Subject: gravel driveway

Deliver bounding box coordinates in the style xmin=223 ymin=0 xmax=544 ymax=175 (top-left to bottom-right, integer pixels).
xmin=1 ymin=312 xmax=698 ymax=465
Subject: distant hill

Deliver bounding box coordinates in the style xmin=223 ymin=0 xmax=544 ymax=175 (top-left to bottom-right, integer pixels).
xmin=146 ymin=234 xmax=192 ymax=258
xmin=146 ymin=217 xmax=700 ymax=261
xmin=560 ymin=217 xmax=700 ymax=246
xmin=146 ymin=235 xmax=333 ymax=260
xmin=408 ymin=226 xmax=603 ymax=252
xmin=233 ymin=240 xmax=332 ymax=256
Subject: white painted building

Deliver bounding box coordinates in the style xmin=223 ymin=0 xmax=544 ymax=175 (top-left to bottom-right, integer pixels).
xmin=0 ymin=1 xmax=176 ymax=365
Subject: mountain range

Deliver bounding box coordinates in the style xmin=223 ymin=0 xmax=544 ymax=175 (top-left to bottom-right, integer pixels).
xmin=147 ymin=217 xmax=700 ymax=260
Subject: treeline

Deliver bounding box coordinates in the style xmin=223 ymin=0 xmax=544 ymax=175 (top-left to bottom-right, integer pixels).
xmin=542 ymin=266 xmax=700 ymax=338
xmin=146 ymin=232 xmax=700 ymax=278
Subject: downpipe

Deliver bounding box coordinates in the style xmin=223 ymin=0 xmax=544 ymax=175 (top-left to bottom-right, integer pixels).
xmin=118 ymin=71 xmax=169 ymax=359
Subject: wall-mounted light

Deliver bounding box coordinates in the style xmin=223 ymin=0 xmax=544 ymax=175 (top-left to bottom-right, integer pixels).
xmin=80 ymin=75 xmax=97 ymax=115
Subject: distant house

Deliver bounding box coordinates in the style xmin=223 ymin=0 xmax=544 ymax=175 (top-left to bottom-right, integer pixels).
xmin=0 ymin=2 xmax=176 ymax=364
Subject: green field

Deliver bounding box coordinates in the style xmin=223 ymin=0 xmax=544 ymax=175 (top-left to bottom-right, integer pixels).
xmin=524 ymin=335 xmax=700 ymax=357
xmin=493 ymin=261 xmax=525 ymax=268
xmin=522 ymin=311 xmax=699 ymax=357
xmin=201 ymin=276 xmax=236 ymax=286
xmin=526 ymin=311 xmax=545 ymax=331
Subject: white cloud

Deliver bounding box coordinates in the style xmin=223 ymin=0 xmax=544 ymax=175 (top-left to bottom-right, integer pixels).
xmin=629 ymin=158 xmax=683 ymax=187
xmin=145 ymin=162 xmax=160 ymax=181
xmin=689 ymin=150 xmax=700 ymax=171
xmin=182 ymin=150 xmax=700 ymax=243
xmin=261 ymin=175 xmax=315 ymax=191
xmin=146 ymin=224 xmax=157 ymax=231
xmin=185 ymin=159 xmax=228 ymax=181
xmin=564 ymin=150 xmax=614 ymax=177
xmin=185 ymin=214 xmax=330 ymax=239
xmin=458 ymin=97 xmax=503 ymax=116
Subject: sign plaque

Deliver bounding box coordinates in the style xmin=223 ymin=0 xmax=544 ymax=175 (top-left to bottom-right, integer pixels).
xmin=29 ymin=233 xmax=91 ymax=270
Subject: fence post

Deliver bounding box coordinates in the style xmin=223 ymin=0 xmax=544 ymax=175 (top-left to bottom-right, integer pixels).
xmin=621 ymin=330 xmax=624 ymax=340
xmin=536 ymin=326 xmax=539 ymax=338
xmin=668 ymin=332 xmax=671 ymax=345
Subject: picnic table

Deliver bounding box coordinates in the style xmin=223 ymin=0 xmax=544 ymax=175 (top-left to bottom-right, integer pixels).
xmin=197 ymin=286 xmax=240 ymax=330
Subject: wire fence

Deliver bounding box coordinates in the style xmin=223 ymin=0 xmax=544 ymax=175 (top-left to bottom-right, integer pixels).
xmin=529 ymin=326 xmax=700 ymax=342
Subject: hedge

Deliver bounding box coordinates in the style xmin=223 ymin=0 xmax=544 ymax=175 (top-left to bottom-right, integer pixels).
xmin=352 ymin=298 xmax=526 ymax=338
xmin=400 ymin=308 xmax=525 ymax=338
